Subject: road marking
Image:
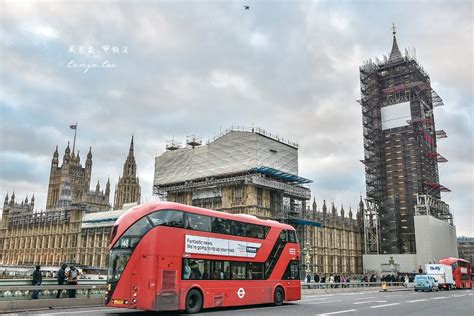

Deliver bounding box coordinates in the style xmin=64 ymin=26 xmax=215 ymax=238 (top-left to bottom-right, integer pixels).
xmin=353 ymin=300 xmax=387 ymax=305
xmin=317 ymin=309 xmax=357 ymax=315
xmin=304 ymin=294 xmax=334 ymax=298
xmin=449 ymin=294 xmax=465 ymax=297
xmin=235 ymin=304 xmax=292 ymax=312
xmin=431 ymin=296 xmax=448 ymax=300
xmin=353 ymin=296 xmax=376 ymax=300
xmin=33 ymin=307 xmax=125 ymax=315
xmin=301 ymin=297 xmax=330 ymax=301
xmin=308 ymin=299 xmax=343 ymax=305
xmin=370 ymin=302 xmax=400 ymax=309
xmin=407 ymin=299 xmax=428 ymax=303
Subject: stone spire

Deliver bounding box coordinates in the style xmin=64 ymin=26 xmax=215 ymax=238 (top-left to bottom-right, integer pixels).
xmin=331 ymin=202 xmax=336 ymax=216
xmin=349 ymin=206 xmax=353 ymax=219
xmin=388 ymin=22 xmax=402 ymax=62
xmin=114 ymin=136 xmax=141 ymax=210
xmin=359 ymin=195 xmax=364 ymax=212
xmin=63 ymin=142 xmax=71 ymax=164
xmin=10 ymin=191 xmax=15 ymax=205
xmin=105 ymin=178 xmax=111 ymax=197
xmin=129 ymin=135 xmax=134 ymax=156
xmin=322 ymin=200 xmax=327 ymax=215
xmin=312 ymin=197 xmax=317 ymax=212
xmin=52 ymin=146 xmax=59 ymax=167
xmin=340 ymin=204 xmax=345 ymax=218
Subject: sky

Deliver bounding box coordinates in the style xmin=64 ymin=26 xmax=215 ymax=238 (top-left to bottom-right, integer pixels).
xmin=0 ymin=0 xmax=472 ymax=237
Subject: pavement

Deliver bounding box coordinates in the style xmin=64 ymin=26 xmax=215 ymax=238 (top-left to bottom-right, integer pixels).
xmin=3 ymin=288 xmax=472 ymax=316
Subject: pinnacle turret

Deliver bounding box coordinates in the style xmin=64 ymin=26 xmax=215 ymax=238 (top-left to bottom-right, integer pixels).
xmin=388 ymin=23 xmax=402 ymax=62
xmin=129 ymin=135 xmax=134 ymax=156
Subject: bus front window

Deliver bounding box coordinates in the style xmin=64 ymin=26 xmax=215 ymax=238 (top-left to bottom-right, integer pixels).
xmin=108 ymin=249 xmax=132 ymax=282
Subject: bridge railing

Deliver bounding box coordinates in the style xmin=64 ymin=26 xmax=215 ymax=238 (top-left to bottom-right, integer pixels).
xmin=301 ymin=281 xmax=407 ymax=289
xmin=0 ymin=283 xmax=107 ymax=301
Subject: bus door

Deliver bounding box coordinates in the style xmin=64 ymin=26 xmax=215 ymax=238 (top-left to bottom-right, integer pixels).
xmin=156 ymin=256 xmax=180 ymax=311
xmin=129 ymin=255 xmax=158 ymax=310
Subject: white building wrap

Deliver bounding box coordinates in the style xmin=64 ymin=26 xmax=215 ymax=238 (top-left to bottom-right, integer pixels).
xmin=154 ymin=129 xmax=299 ymax=186
xmin=381 ymin=101 xmax=411 ymax=130
xmin=185 ymin=234 xmax=261 ymax=258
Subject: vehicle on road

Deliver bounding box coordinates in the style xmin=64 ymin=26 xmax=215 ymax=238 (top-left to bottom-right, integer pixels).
xmin=439 ymin=257 xmax=472 ymax=289
xmin=414 ymin=275 xmax=439 ymax=292
xmin=425 ymin=264 xmax=455 ymax=290
xmin=105 ymin=202 xmax=301 ymax=313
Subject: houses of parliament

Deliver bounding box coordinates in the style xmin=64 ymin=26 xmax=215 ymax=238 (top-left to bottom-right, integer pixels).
xmin=0 ymin=137 xmax=141 ymax=269
xmin=0 ymin=133 xmax=363 ymax=275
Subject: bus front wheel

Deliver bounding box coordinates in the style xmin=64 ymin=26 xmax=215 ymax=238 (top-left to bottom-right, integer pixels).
xmin=274 ymin=287 xmax=284 ymax=306
xmin=185 ymin=289 xmax=203 ymax=314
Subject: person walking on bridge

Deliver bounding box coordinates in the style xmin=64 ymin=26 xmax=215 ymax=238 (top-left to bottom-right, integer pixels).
xmin=66 ymin=265 xmax=79 ymax=298
xmin=31 ymin=265 xmax=42 ymax=299
xmin=56 ymin=264 xmax=67 ymax=298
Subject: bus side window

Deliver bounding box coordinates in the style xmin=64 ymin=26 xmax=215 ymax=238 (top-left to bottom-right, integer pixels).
xmin=288 ymin=230 xmax=297 ymax=243
xmin=246 ymin=224 xmax=264 ymax=239
xmin=279 ymin=230 xmax=288 ymax=242
xmin=185 ymin=213 xmax=211 ymax=232
xmin=230 ymin=261 xmax=246 ymax=280
xmin=282 ymin=260 xmax=300 ymax=280
xmin=211 ymin=218 xmax=230 ymax=235
xmin=247 ymin=262 xmax=264 ymax=280
xmin=230 ymin=221 xmax=245 ymax=236
xmin=264 ymin=226 xmax=271 ymax=238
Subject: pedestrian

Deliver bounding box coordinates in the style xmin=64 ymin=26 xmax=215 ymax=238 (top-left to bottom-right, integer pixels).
xmin=404 ymin=274 xmax=409 ymax=287
xmin=66 ymin=265 xmax=79 ymax=298
xmin=56 ymin=263 xmax=67 ymax=298
xmin=314 ymin=273 xmax=320 ymax=283
xmin=32 ymin=265 xmax=42 ymax=299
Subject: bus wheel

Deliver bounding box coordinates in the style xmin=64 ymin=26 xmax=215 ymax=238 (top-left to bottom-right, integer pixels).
xmin=185 ymin=289 xmax=203 ymax=314
xmin=274 ymin=287 xmax=284 ymax=306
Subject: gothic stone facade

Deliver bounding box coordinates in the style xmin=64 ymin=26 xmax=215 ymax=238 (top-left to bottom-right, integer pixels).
xmin=0 ymin=206 xmax=82 ymax=266
xmin=0 ymin=139 xmax=140 ymax=269
xmin=114 ymin=137 xmax=141 ymax=210
xmin=0 ymin=203 xmax=124 ymax=269
xmin=309 ymin=199 xmax=364 ymax=275
xmin=46 ymin=143 xmax=110 ymax=212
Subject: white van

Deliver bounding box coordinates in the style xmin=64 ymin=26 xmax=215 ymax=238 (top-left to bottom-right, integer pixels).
xmin=425 ymin=264 xmax=455 ymax=290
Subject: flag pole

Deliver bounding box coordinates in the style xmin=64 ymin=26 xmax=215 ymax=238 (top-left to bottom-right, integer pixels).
xmin=72 ymin=122 xmax=77 ymax=154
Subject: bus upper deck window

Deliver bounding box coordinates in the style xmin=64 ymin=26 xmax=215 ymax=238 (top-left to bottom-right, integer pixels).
xmin=185 ymin=213 xmax=211 ymax=232
xmin=148 ymin=210 xmax=184 ymax=228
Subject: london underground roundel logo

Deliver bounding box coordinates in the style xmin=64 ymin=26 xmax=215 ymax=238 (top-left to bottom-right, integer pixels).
xmin=237 ymin=287 xmax=246 ymax=298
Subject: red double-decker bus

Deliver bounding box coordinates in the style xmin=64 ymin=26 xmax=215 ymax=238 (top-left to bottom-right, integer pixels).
xmin=439 ymin=257 xmax=472 ymax=289
xmin=105 ymin=202 xmax=301 ymax=313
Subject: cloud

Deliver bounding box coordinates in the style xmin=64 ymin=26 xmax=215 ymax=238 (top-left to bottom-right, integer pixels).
xmin=0 ymin=0 xmax=472 ymax=237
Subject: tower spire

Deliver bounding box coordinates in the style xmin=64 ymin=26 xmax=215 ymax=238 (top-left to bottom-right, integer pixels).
xmin=129 ymin=135 xmax=134 ymax=156
xmin=388 ymin=22 xmax=402 ymax=62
